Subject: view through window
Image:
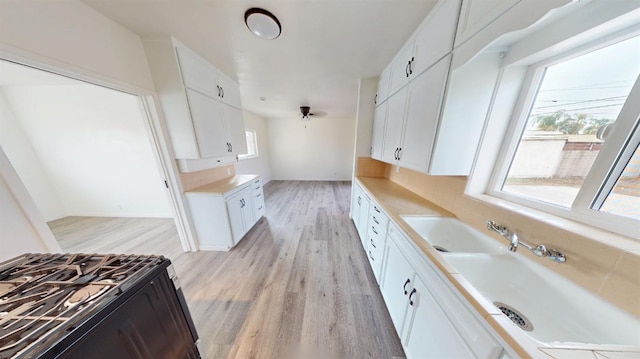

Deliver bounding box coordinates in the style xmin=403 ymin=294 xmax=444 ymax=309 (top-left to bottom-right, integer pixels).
xmin=502 ymin=35 xmax=640 ymax=214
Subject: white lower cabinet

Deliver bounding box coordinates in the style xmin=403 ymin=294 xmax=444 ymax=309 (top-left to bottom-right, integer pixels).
xmin=186 ymin=177 xmax=263 ymax=251
xmin=380 ymin=232 xmax=416 ymax=334
xmin=226 ymin=187 xmax=255 ymax=245
xmin=350 ymin=182 xmax=370 ymax=244
xmin=381 ymin=224 xmax=504 ymax=359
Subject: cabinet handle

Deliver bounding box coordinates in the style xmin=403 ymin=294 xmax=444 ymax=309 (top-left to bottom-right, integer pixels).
xmin=258 ymin=206 xmax=263 ymax=210
xmin=373 ymin=216 xmax=379 ymax=224
xmin=393 ymin=148 xmax=398 ymax=160
xmin=371 ymin=226 xmax=378 ymax=235
xmin=409 ymin=288 xmax=417 ymax=306
xmin=221 ymin=87 xmax=225 ymax=98
xmin=405 ymin=60 xmax=410 ymax=78
xmin=230 ymin=143 xmax=233 ymax=152
xmin=398 ymin=147 xmax=402 ymax=160
xmin=370 ymin=238 xmax=376 ymax=248
xmin=368 ymin=251 xmax=375 ymax=261
xmin=255 ymin=179 xmax=260 ymax=184
xmin=403 ymin=278 xmax=411 ymax=295
xmin=374 ymin=94 xmax=377 ymax=105
xmin=217 ymin=85 xmax=221 ymax=97
xmin=357 ymin=196 xmax=361 ymax=205
xmin=257 ymin=193 xmax=261 ymax=198
xmin=374 ymin=206 xmax=381 ymax=214
xmin=409 ymin=57 xmax=414 ymax=75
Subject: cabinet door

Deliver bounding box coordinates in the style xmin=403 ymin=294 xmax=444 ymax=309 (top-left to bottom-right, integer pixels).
xmin=241 ymin=193 xmax=255 ymax=230
xmin=176 ymin=47 xmax=219 ymax=99
xmin=388 ymin=42 xmax=414 ymax=96
xmin=357 ymin=195 xmax=370 ymax=242
xmin=371 ymin=101 xmax=387 ymax=161
xmin=402 ymin=275 xmax=477 ymax=359
xmin=226 ymin=191 xmax=246 ymax=245
xmin=377 ymin=66 xmax=392 ymax=105
xmin=223 ymin=104 xmax=248 ymax=156
xmin=380 ymin=231 xmax=415 ymax=334
xmin=399 ymin=55 xmax=451 ymax=172
xmin=412 ymin=0 xmax=461 ymax=76
xmin=381 ymin=86 xmax=408 ymax=165
xmin=454 ymin=0 xmax=521 ymax=47
xmin=217 ymin=72 xmax=242 ymax=109
xmin=351 ymin=184 xmax=362 ymax=225
xmin=185 ymin=89 xmax=228 ymax=158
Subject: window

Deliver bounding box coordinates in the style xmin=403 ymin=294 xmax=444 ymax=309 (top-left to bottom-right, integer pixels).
xmin=490 ymin=34 xmax=640 ymax=238
xmin=238 ymin=130 xmax=258 ymax=159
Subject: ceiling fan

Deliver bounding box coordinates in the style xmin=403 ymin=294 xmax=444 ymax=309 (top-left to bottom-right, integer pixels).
xmin=299 ymin=106 xmax=327 ymax=128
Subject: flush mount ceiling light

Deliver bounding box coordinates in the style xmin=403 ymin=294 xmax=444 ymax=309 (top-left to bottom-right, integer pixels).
xmin=244 ymin=8 xmax=281 ymax=40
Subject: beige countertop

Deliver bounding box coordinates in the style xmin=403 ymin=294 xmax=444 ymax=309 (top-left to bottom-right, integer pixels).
xmin=355 ymin=176 xmax=638 ymax=359
xmin=185 ymin=174 xmax=259 ymax=196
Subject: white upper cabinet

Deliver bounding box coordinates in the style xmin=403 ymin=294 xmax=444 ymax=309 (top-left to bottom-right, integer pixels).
xmin=387 ymin=0 xmax=461 ymax=98
xmin=376 ymin=65 xmax=392 ymax=106
xmin=175 ymin=46 xmax=219 ymax=99
xmin=185 ymin=89 xmax=228 ymax=158
xmin=388 ymin=42 xmax=415 ymax=97
xmin=143 ymin=37 xmax=245 ymax=159
xmin=371 ymin=101 xmax=387 ymax=161
xmin=411 ymin=0 xmax=461 ymax=76
xmin=216 ymin=71 xmax=242 ymax=109
xmin=454 ymin=0 xmax=521 ymax=47
xmin=398 ymin=56 xmax=451 ymax=173
xmin=381 ymin=86 xmax=408 ymax=165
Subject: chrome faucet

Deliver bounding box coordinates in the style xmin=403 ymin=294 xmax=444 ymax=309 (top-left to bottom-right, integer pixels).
xmin=485 ymin=220 xmax=566 ymax=263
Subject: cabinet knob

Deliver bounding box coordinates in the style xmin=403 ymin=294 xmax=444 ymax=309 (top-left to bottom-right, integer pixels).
xmin=409 ymin=288 xmax=417 ymax=306
xmin=403 ymin=278 xmax=411 ymax=295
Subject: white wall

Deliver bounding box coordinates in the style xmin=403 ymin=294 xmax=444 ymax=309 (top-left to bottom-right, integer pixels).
xmin=0 ymin=146 xmax=61 ymax=261
xmin=0 ymin=0 xmax=154 ymax=92
xmin=0 ymin=90 xmax=65 ymax=220
xmin=352 ymin=77 xmax=378 ymax=177
xmin=1 ymin=85 xmax=172 ymax=219
xmin=234 ymin=110 xmax=272 ymax=184
xmin=267 ymin=116 xmax=356 ymax=180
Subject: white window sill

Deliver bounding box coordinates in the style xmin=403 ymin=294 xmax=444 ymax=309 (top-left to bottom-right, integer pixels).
xmin=464 ymin=193 xmax=639 ymax=254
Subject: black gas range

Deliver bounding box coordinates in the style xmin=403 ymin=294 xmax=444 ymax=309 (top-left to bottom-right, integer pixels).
xmin=0 ymin=253 xmax=200 ymax=358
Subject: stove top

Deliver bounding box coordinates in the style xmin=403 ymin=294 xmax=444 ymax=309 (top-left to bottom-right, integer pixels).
xmin=0 ymin=253 xmax=166 ymax=358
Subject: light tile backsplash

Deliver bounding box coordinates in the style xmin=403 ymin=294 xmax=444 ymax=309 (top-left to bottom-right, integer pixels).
xmin=357 ymin=158 xmax=640 ymax=317
xmin=180 ymin=165 xmax=235 ymax=191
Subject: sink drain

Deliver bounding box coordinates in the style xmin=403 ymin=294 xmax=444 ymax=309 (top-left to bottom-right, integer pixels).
xmin=494 ymin=302 xmax=533 ymax=332
xmin=433 ymin=245 xmax=449 ymax=253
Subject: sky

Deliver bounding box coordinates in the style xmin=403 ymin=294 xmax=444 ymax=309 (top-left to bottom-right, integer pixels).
xmin=529 ymin=34 xmax=640 ymax=121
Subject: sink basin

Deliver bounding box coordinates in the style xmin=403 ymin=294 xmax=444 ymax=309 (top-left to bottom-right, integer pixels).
xmin=400 ymin=216 xmax=504 ymax=253
xmin=445 ymin=253 xmax=640 ymax=346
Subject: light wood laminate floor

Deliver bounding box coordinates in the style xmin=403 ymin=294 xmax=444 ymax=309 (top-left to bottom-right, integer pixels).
xmin=49 ymin=181 xmax=405 ymax=359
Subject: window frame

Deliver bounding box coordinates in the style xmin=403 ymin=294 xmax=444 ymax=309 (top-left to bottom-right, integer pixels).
xmin=238 ymin=129 xmax=258 ymax=160
xmin=487 ymin=31 xmax=640 ymax=239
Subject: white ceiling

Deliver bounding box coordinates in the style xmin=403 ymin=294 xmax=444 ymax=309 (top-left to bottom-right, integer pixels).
xmin=81 ymin=0 xmax=438 ymax=119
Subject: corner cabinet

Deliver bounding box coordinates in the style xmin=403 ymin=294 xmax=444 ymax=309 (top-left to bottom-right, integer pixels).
xmin=143 ymin=37 xmax=247 ymax=160
xmin=185 ymin=176 xmax=264 ymax=251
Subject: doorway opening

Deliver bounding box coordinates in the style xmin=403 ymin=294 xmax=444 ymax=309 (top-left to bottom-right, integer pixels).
xmin=0 ymin=59 xmax=186 ymax=257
